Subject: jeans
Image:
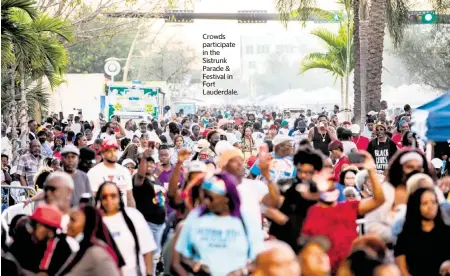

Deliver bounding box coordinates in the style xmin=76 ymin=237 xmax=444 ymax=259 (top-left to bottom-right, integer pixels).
xmin=148 ymin=221 xmax=166 ymax=275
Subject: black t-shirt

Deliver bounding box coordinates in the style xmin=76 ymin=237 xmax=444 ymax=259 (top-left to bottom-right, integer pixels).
xmin=269 ymin=181 xmax=317 ymax=253
xmin=394 ymin=225 xmax=450 ymax=276
xmin=367 ymin=138 xmax=398 ymax=172
xmin=132 ymin=175 xmax=166 ymax=225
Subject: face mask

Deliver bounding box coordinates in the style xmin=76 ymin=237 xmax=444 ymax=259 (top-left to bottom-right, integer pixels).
xmin=319 ymin=189 xmax=340 ymax=203
xmin=39 ymin=138 xmax=46 ymax=143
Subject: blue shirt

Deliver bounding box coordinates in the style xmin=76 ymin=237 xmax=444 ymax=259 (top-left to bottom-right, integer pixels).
xmin=249 ymin=152 xmax=296 ymax=184
xmin=175 ymin=208 xmax=261 ymax=276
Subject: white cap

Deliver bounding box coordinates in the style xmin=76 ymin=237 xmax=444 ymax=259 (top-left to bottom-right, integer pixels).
xmin=122 ymin=158 xmax=136 ymax=167
xmin=61 ymin=145 xmax=80 ymax=156
xmin=188 ymin=161 xmax=207 ymax=173
xmin=368 ymin=110 xmax=378 ymax=116
xmin=431 ymin=158 xmax=443 ymax=169
xmin=194 ymin=139 xmax=210 ymax=152
xmin=350 ymin=124 xmax=361 ymax=134
xmin=272 ymin=135 xmax=292 ymax=147
xmin=215 ymin=140 xmax=234 ymax=156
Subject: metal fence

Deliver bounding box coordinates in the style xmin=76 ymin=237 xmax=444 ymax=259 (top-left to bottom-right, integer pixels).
xmin=1 ymin=184 xmax=36 ymax=210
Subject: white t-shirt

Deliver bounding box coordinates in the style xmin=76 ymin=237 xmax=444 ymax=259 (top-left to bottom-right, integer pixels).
xmin=238 ymin=179 xmax=268 ymax=229
xmin=342 ymin=141 xmax=358 ymax=155
xmin=225 ymin=132 xmax=239 ymax=146
xmin=125 ymin=129 xmax=135 ymax=140
xmin=87 ymin=163 xmax=133 ymax=205
xmin=103 ymin=208 xmax=156 ymax=276
xmin=100 ymin=133 xmax=116 ymax=141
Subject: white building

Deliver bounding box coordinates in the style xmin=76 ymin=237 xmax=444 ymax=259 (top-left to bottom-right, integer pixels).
xmin=239 ymin=33 xmax=307 ymax=81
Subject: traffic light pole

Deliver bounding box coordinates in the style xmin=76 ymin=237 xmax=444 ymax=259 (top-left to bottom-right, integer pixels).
xmin=104 ymin=10 xmax=450 ymax=24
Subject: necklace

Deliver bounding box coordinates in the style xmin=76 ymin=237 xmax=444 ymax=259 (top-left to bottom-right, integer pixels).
xmin=321 ymin=133 xmax=326 ymax=142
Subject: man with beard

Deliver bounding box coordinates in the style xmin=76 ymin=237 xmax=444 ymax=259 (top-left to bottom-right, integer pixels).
xmin=367 ymin=123 xmax=398 ymax=173
xmin=87 ymin=140 xmax=135 ymax=207
xmin=17 ymin=140 xmax=43 ymax=187
xmin=199 ymin=130 xmax=220 ymax=161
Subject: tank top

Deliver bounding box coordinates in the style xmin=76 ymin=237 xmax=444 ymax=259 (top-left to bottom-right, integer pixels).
xmin=312 ymin=127 xmax=331 ymax=156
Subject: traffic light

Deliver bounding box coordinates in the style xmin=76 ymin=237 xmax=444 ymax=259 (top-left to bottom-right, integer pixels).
xmin=408 ymin=11 xmax=437 ymax=24
xmin=165 ymin=10 xmax=194 ymax=23
xmin=238 ymin=10 xmax=268 ymax=23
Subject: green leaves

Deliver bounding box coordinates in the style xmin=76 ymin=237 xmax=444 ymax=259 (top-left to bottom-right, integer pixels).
xmin=300 ymin=24 xmax=354 ymax=78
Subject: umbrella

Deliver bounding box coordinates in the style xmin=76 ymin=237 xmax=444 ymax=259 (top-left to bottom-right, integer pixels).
xmin=412 ymin=91 xmax=450 ymax=141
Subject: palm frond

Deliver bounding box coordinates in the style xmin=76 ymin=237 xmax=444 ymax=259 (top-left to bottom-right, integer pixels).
xmin=1 ymin=0 xmax=37 ymax=20
xmin=31 ymin=14 xmax=74 ymax=42
xmin=311 ymin=28 xmax=346 ymax=49
xmin=385 ymin=0 xmax=410 ymax=47
xmin=276 ymin=0 xmax=317 ymax=26
xmin=25 ymin=83 xmax=50 ymax=118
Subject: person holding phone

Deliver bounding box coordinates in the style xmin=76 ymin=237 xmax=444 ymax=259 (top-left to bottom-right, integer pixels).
xmin=308 ymin=114 xmax=337 ymax=156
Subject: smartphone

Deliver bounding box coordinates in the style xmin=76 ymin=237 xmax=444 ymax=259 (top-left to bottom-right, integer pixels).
xmin=348 ymin=152 xmax=365 ymax=164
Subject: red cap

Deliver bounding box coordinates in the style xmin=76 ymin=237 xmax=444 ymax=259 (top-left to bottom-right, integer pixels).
xmin=30 ymin=204 xmax=63 ymax=229
xmin=101 ymin=140 xmax=119 ymax=152
xmin=328 ymin=139 xmax=344 ymax=151
xmin=269 ymin=125 xmax=278 ymax=130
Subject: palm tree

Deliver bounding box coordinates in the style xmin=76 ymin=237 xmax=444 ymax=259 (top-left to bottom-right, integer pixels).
xmin=300 ymin=23 xmax=354 ymax=111
xmin=276 ymin=0 xmax=411 ymax=118
xmin=1 ymin=0 xmax=73 ymax=159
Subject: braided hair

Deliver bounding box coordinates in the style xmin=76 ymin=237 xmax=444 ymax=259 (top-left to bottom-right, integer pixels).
xmin=96 ymin=181 xmax=142 ymax=276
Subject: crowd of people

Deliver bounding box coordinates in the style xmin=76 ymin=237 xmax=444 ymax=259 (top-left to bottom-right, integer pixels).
xmin=1 ymin=101 xmax=450 ymax=276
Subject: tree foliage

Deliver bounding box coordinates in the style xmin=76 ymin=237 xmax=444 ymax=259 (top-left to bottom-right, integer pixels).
xmin=67 ymin=30 xmax=135 ymax=79
xmin=133 ymin=37 xmax=197 ymax=83
xmin=1 ymin=0 xmax=73 ymax=116
xmin=300 ymin=23 xmax=354 ymax=79
xmin=395 ymin=27 xmax=450 ymax=91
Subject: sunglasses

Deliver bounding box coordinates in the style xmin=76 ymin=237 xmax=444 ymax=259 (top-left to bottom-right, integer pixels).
xmin=125 ymin=166 xmax=135 ymax=169
xmin=101 ymin=193 xmax=118 ymax=200
xmin=44 ymin=186 xmax=57 ymax=192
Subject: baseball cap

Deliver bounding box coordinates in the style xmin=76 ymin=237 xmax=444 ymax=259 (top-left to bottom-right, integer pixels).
xmin=122 ymin=158 xmax=136 ymax=167
xmin=350 ymin=124 xmax=361 ymax=134
xmin=328 ymin=140 xmax=343 ymax=151
xmin=194 ymin=139 xmax=210 ymax=152
xmin=101 ymin=140 xmax=119 ymax=152
xmin=61 ymin=145 xmax=80 ymax=156
xmin=272 ymin=135 xmax=292 ymax=147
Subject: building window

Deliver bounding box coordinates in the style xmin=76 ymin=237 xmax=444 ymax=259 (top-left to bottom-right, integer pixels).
xmin=246 ymin=45 xmax=254 ymax=54
xmin=276 ymin=45 xmax=283 ymax=53
xmin=248 ymin=61 xmax=256 ymax=69
xmin=256 ymin=45 xmax=270 ymax=54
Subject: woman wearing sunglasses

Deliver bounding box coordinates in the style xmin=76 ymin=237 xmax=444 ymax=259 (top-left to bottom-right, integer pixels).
xmin=174 ymin=173 xmax=260 ymax=276
xmin=96 ymin=182 xmax=156 ymax=276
